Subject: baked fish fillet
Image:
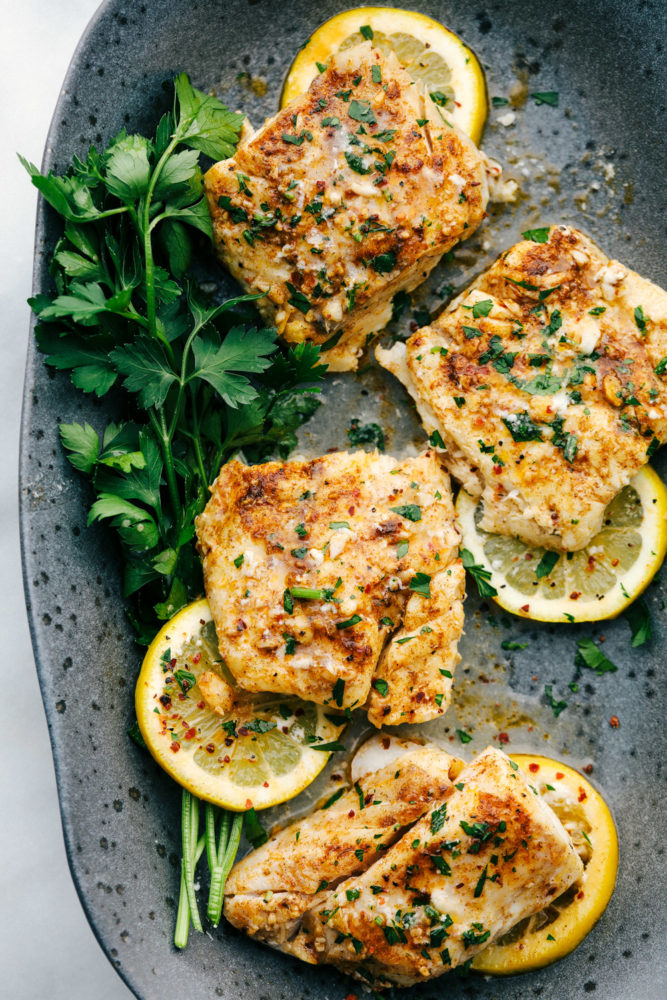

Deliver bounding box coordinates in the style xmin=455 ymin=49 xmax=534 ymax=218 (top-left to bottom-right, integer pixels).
xmin=195 ymin=450 xmax=464 ymax=725
xmin=224 ymin=744 xmax=583 ymax=988
xmin=223 ymin=737 xmax=463 ymax=963
xmin=377 ymin=225 xmax=667 ymax=550
xmin=204 ymin=41 xmax=489 ymax=371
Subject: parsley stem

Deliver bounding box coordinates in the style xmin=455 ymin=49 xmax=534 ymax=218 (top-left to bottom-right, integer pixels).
xmin=180 ymin=790 xmax=203 ymax=934
xmin=207 ymin=811 xmax=243 ymax=927
xmin=149 ymin=409 xmax=182 ymax=528
xmin=174 ymin=831 xmax=205 ymax=949
xmin=141 ymin=135 xmax=180 ymax=348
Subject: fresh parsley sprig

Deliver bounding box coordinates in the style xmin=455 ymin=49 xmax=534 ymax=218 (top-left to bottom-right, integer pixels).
xmin=23 ymin=74 xmax=327 ymax=640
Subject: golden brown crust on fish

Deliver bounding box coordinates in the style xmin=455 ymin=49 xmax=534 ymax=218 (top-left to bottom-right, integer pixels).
xmin=378 ymin=226 xmax=667 ymax=550
xmin=205 ymin=41 xmax=489 ymax=371
xmin=195 ymin=450 xmax=463 ymax=722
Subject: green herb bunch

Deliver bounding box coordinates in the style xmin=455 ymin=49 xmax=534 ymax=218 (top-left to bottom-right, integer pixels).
xmin=22 ymin=74 xmax=327 ymax=640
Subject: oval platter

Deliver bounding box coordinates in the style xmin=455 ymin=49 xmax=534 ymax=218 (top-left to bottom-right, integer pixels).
xmin=20 ymin=1 xmax=666 ymax=998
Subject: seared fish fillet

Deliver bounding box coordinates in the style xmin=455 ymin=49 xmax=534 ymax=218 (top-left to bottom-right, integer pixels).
xmin=224 ymin=737 xmax=463 ymax=963
xmin=205 ymin=41 xmax=489 ymax=371
xmin=378 ymin=225 xmax=667 ymax=550
xmin=225 ymin=744 xmax=583 ymax=988
xmin=196 ymin=450 xmax=463 ymax=725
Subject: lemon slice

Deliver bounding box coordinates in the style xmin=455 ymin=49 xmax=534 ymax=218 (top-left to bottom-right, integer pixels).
xmin=281 ymin=6 xmax=487 ymax=145
xmin=472 ymin=753 xmax=618 ymax=974
xmin=136 ymin=599 xmax=346 ymax=811
xmin=456 ymin=465 xmax=667 ymax=622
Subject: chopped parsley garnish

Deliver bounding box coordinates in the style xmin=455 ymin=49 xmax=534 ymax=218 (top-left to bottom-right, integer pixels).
xmin=332 ymin=678 xmax=345 ymax=706
xmin=346 ymin=888 xmax=361 ymax=901
xmin=472 ymin=298 xmax=493 ymax=318
xmin=372 ymin=678 xmax=389 ymax=697
xmin=233 ymin=553 xmax=244 ymax=568
xmin=245 ymin=807 xmax=268 ymax=848
xmin=430 ymin=91 xmax=451 ymax=107
xmin=544 ymin=684 xmax=567 ymax=717
xmin=473 ymin=865 xmax=488 ymax=897
xmin=501 ymin=639 xmax=528 ymax=651
xmin=329 ymin=520 xmax=350 ymax=530
xmin=462 ymin=324 xmax=482 ymax=339
xmin=491 ymin=96 xmax=509 ymax=106
xmin=174 ymin=668 xmax=196 ymax=693
xmin=218 ymin=195 xmax=248 ymax=223
xmin=575 ymin=638 xmax=618 ymax=675
xmin=286 ymin=282 xmax=311 ymax=315
xmin=502 ymin=411 xmax=543 ymax=442
xmin=409 ymin=572 xmax=432 ymax=598
xmin=321 ymin=115 xmax=341 ymax=128
xmin=522 ymin=227 xmax=551 ymax=243
xmin=589 ymin=306 xmax=606 ymax=316
xmin=535 ymin=550 xmax=560 ymax=579
xmin=322 ymin=787 xmax=345 ymax=809
xmin=372 ymin=65 xmax=382 ymax=84
xmin=431 ymin=854 xmax=452 ymax=876
xmin=623 ymin=598 xmax=652 ymax=647
xmin=347 ymin=418 xmax=385 ymax=451
xmin=634 ymin=305 xmax=647 ymax=333
xmin=429 ymin=429 xmax=446 ymax=448
xmin=359 ymin=24 xmax=373 ymax=39
xmin=371 ymin=250 xmax=397 ymax=274
xmin=282 ymin=131 xmax=307 ymax=145
xmin=246 ymin=718 xmax=277 ymax=734
xmin=336 ymin=614 xmax=362 ymax=630
xmin=396 ymin=540 xmax=409 ymax=559
xmin=348 ymin=99 xmax=376 ymax=125
xmin=344 ymin=151 xmax=372 ymax=175
xmin=456 ymin=729 xmax=472 ymax=744
xmin=530 ymin=91 xmax=559 ymax=106
xmin=462 ymin=924 xmax=491 ymax=948
xmin=453 ymin=396 xmax=466 ymax=408
xmin=390 ymin=503 xmax=421 ymax=522
xmin=461 ymin=548 xmax=498 ymax=598
xmin=430 ymin=802 xmax=447 ymax=833
xmin=290 ymin=546 xmax=309 ymax=558
xmin=282 ymin=633 xmax=297 ymax=655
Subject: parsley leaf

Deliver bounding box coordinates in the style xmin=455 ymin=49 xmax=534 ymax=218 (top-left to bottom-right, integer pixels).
xmin=623 ymin=599 xmax=652 ymax=647
xmin=575 ymin=638 xmax=618 ymax=675
xmin=461 ymin=548 xmax=498 ymax=598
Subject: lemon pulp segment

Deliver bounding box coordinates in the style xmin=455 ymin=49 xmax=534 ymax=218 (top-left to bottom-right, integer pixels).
xmin=135 ymin=599 xmax=345 ymax=811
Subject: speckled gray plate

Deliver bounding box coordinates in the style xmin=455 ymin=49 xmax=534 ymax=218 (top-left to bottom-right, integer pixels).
xmin=20 ymin=1 xmax=667 ymax=998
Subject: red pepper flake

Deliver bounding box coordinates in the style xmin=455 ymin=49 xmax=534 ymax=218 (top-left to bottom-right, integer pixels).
xmin=577 ymin=890 xmax=585 ymax=900
xmin=245 ymin=799 xmax=253 ymax=809
xmin=345 ymin=994 xmax=359 ymax=1000
xmin=348 ymin=506 xmax=355 ymax=515
xmin=170 ymin=658 xmax=177 ymax=669
xmin=578 ymin=786 xmax=588 ymax=802
xmin=493 ymin=464 xmax=503 ymax=474
xmin=159 ymin=695 xmax=171 ymax=709
xmin=555 ymin=771 xmax=565 ymax=780
xmin=205 ymin=743 xmax=216 ymax=754
xmin=236 ymin=619 xmax=247 ymax=631
xmin=184 ymin=727 xmax=196 ymax=740
xmin=263 ymin=781 xmax=269 ymax=788
xmin=197 ymin=701 xmax=205 ymax=710
xmin=609 ymin=715 xmax=620 ymax=728
xmin=583 ymin=763 xmax=594 ymax=775
xmin=348 ymin=810 xmax=355 ymax=818
xmin=569 ymin=591 xmax=581 ymax=600
xmin=528 ymin=762 xmax=540 ymax=773
xmin=223 ymin=755 xmax=231 ymax=763
xmin=520 ymin=603 xmax=530 ymax=613
xmin=170 ymin=742 xmax=180 ymax=753
xmin=498 ymin=732 xmax=510 ymax=744
xmin=191 ymin=652 xmax=201 ymax=664
xmin=611 ymin=558 xmax=619 ymax=567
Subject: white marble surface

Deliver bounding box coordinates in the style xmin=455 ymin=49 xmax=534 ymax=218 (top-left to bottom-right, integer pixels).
xmin=1 ymin=2 xmax=133 ymax=996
